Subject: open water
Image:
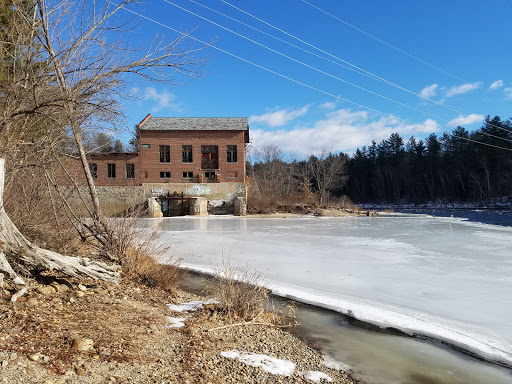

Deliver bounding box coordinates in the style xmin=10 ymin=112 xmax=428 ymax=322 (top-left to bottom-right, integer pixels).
xmin=391 ymin=208 xmax=512 ymax=227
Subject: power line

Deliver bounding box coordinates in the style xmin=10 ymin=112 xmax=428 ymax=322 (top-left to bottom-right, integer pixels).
xmin=300 ymin=0 xmax=467 ymax=83
xmin=163 ymin=0 xmax=512 ymax=145
xmin=114 ymin=3 xmax=512 ymax=153
xmin=164 ymin=0 xmax=446 ymax=120
xmin=218 ymin=0 xmax=512 ymax=136
xmin=183 ymin=0 xmax=370 ymax=79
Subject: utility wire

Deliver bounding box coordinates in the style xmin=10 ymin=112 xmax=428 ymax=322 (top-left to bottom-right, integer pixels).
xmin=114 ymin=3 xmax=512 ymax=153
xmin=164 ymin=0 xmax=512 ymax=145
xmin=184 ymin=0 xmax=370 ymax=79
xmin=164 ymin=0 xmax=445 ymax=120
xmin=219 ymin=0 xmax=512 ymax=136
xmin=300 ymin=0 xmax=467 ymax=83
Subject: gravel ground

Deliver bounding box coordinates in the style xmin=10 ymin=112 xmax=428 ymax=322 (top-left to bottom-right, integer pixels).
xmin=0 ymin=277 xmax=361 ymax=383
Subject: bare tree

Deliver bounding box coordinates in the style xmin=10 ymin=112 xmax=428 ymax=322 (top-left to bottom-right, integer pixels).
xmin=0 ymin=0 xmax=207 ymax=299
xmin=34 ymin=0 xmax=207 ymax=249
xmin=308 ymin=148 xmax=348 ymax=206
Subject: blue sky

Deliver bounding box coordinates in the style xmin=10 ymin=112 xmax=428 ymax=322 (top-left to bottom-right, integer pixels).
xmin=117 ymin=0 xmax=512 ymax=156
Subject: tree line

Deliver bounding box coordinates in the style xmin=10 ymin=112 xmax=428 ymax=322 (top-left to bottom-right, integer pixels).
xmin=346 ymin=115 xmax=512 ymax=204
xmin=248 ymin=115 xmax=512 ymax=207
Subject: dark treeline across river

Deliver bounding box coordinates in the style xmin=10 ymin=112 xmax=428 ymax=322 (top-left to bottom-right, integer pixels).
xmin=346 ymin=116 xmax=512 ymax=204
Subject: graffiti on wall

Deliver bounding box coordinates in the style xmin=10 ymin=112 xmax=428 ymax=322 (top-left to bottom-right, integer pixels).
xmin=151 ymin=188 xmax=165 ymax=196
xmin=187 ymin=184 xmax=212 ymax=195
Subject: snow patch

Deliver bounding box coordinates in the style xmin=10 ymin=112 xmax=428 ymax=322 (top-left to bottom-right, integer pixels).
xmin=166 ymin=316 xmax=188 ymax=328
xmin=304 ymin=371 xmax=333 ymax=383
xmin=220 ymin=350 xmax=295 ymax=376
xmin=166 ymin=300 xmax=216 ymax=313
xmin=322 ymin=355 xmax=351 ymax=371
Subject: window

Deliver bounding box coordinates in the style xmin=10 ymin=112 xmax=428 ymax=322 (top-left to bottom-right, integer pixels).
xmin=159 ymin=171 xmax=171 ymax=179
xmin=227 ymin=145 xmax=238 ymax=163
xmin=126 ymin=164 xmax=135 ymax=179
xmin=159 ymin=145 xmax=170 ymax=163
xmin=182 ymin=171 xmax=193 ymax=178
xmin=201 ymin=145 xmax=218 ymax=169
xmin=142 ymin=144 xmax=150 ymax=148
xmin=205 ymin=171 xmax=215 ymax=179
xmin=182 ymin=145 xmax=193 ymax=163
xmin=89 ymin=163 xmax=97 ymax=179
xmin=107 ymin=163 xmax=116 ymax=178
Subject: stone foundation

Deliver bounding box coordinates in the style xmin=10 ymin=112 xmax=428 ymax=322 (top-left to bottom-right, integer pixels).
xmin=62 ymin=182 xmax=247 ymax=216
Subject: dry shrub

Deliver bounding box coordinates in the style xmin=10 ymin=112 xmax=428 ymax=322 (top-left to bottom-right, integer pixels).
xmin=123 ymin=246 xmax=187 ymax=294
xmin=211 ymin=260 xmax=268 ymax=321
xmin=120 ymin=219 xmax=187 ymax=294
xmin=246 ymin=194 xmax=280 ymax=214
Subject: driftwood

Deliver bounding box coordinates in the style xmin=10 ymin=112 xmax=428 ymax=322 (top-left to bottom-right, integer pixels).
xmin=0 ymin=158 xmax=118 ymax=301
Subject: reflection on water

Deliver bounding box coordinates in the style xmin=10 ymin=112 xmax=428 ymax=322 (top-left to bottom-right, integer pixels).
xmin=180 ymin=273 xmax=512 ymax=384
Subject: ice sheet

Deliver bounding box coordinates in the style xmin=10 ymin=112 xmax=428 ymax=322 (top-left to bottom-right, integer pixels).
xmin=142 ymin=216 xmax=512 ymax=366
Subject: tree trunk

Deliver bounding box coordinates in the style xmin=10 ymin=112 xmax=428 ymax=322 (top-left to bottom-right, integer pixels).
xmin=0 ymin=158 xmax=118 ymax=302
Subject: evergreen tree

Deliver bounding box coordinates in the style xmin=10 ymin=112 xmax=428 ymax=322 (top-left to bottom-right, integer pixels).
xmin=113 ymin=139 xmax=124 ymax=153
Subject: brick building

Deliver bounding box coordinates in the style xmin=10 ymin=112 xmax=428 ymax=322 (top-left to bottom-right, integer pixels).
xmin=70 ymin=115 xmax=250 ymax=215
xmin=86 ymin=114 xmax=249 ymax=186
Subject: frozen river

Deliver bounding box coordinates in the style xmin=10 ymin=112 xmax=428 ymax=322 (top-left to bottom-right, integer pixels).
xmin=144 ymin=214 xmax=512 ymax=367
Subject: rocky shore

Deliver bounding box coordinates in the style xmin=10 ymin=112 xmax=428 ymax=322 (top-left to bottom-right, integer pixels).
xmin=0 ymin=277 xmax=360 ymax=383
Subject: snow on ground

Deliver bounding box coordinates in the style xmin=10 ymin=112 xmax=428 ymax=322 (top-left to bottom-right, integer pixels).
xmin=220 ymin=350 xmax=296 ymax=376
xmin=322 ymin=355 xmax=351 ymax=371
xmin=165 ymin=300 xmax=217 ymax=327
xmin=166 ymin=300 xmax=216 ymax=313
xmin=165 ymin=316 xmax=188 ymax=328
xmin=143 ymin=216 xmax=512 ymax=366
xmin=303 ymin=371 xmax=333 ymax=383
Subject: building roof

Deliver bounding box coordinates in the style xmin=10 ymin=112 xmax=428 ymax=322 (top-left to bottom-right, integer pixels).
xmin=137 ymin=115 xmax=249 ymax=132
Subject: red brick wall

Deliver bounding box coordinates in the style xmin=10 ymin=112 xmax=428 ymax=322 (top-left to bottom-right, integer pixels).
xmin=63 ymin=130 xmax=246 ymax=186
xmin=137 ymin=129 xmax=246 ymax=184
xmin=87 ymin=153 xmax=141 ymax=186
xmin=64 ymin=153 xmax=141 ymax=186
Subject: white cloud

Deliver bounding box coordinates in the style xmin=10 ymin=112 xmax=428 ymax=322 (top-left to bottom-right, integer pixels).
xmin=249 ymin=106 xmax=309 ymax=127
xmin=445 ymin=82 xmax=482 ymax=98
xmin=144 ymin=87 xmax=182 ymax=113
xmin=249 ymin=108 xmax=439 ymax=156
xmin=504 ymin=88 xmax=512 ymax=99
xmin=490 ymin=80 xmax=504 ymax=90
xmin=447 ymin=114 xmax=484 ymax=127
xmin=318 ymin=101 xmax=337 ymax=111
xmin=420 ymin=84 xmax=439 ymax=99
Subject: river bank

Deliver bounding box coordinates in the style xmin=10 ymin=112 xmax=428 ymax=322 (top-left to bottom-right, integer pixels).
xmin=0 ymin=276 xmax=358 ymax=383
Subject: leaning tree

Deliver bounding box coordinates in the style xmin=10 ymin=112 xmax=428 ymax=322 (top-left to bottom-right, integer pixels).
xmin=0 ymin=0 xmax=207 ymax=300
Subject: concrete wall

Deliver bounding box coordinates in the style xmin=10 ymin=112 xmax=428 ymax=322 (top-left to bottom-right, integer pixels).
xmin=62 ymin=182 xmax=246 ymax=216
xmin=143 ymin=182 xmax=246 ymax=213
xmin=59 ymin=186 xmax=145 ymax=217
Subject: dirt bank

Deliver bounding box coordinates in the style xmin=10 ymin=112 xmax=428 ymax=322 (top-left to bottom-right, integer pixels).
xmin=0 ymin=277 xmax=360 ymax=383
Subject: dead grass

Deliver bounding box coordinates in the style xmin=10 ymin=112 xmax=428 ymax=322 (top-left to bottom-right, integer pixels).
xmin=123 ymin=247 xmax=187 ymax=295
xmin=210 ymin=260 xmax=268 ymax=321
